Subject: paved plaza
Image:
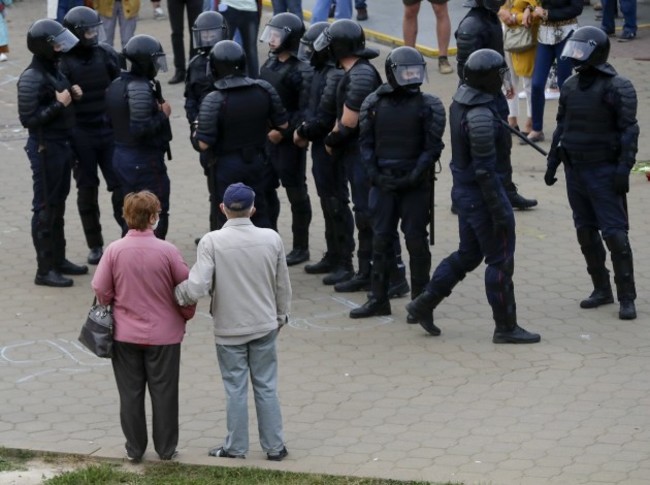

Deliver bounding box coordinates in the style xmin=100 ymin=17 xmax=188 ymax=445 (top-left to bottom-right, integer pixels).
xmin=0 ymin=1 xmax=649 ymax=483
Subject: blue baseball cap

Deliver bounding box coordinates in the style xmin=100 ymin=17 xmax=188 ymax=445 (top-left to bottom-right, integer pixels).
xmin=223 ymin=182 xmax=255 ymax=210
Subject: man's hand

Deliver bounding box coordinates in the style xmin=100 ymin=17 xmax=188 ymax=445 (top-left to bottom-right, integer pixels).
xmin=544 ymin=166 xmax=557 ymax=186
xmin=55 ymin=89 xmax=72 ymax=107
xmin=268 ymin=129 xmax=283 ymax=144
xmin=293 ymin=130 xmax=308 ymax=148
xmin=160 ymin=101 xmax=171 ymax=117
xmin=70 ymin=84 xmax=83 ymax=100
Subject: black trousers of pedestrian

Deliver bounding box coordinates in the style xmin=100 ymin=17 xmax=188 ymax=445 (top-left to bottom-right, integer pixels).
xmin=112 ymin=341 xmax=181 ymax=460
xmin=168 ymin=0 xmax=203 ymax=71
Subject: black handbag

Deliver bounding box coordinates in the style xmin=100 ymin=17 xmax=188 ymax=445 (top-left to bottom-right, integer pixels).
xmin=79 ymin=297 xmax=114 ymax=358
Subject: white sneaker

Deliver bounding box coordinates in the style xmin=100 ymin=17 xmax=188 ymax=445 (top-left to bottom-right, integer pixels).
xmin=518 ymin=91 xmax=527 ymax=99
xmin=545 ymin=88 xmax=560 ymax=100
xmin=0 ymin=53 xmax=7 ymax=62
xmin=153 ymin=7 xmax=166 ymax=19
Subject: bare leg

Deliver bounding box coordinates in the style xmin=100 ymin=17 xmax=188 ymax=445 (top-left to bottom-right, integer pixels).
xmin=402 ymin=3 xmax=421 ymax=47
xmin=432 ymin=2 xmax=451 ymax=57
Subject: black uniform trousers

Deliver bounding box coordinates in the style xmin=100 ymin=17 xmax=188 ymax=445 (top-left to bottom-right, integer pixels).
xmin=111 ymin=341 xmax=181 ymax=460
xmin=168 ymin=0 xmax=203 ymax=72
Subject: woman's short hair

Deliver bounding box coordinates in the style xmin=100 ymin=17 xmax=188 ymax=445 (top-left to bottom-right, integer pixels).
xmin=123 ymin=191 xmax=161 ymax=231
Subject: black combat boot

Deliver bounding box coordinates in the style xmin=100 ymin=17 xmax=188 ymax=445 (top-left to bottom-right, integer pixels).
xmin=323 ymin=264 xmax=354 ymax=285
xmin=305 ymin=254 xmax=334 ymax=274
xmin=168 ymin=69 xmax=186 ymax=84
xmin=405 ymin=291 xmax=442 ymax=336
xmin=606 ymin=232 xmax=637 ymax=320
xmin=334 ymin=258 xmax=371 ymax=292
xmin=286 ymin=187 xmax=312 ymax=266
xmin=492 ymin=312 xmax=541 ymax=344
xmin=35 ymin=270 xmax=73 ymax=288
xmin=87 ymin=247 xmax=103 ymax=265
xmin=58 ymin=259 xmax=89 ymax=275
xmin=505 ymin=179 xmax=538 ymax=210
xmin=387 ymin=258 xmax=410 ymax=298
xmin=405 ymin=238 xmax=432 ymax=324
xmin=350 ymin=253 xmax=391 ymax=318
xmin=577 ymin=227 xmax=614 ymax=309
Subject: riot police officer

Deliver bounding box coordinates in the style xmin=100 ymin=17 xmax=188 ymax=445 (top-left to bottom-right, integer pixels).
xmin=407 ymin=49 xmax=540 ymax=343
xmin=61 ymin=6 xmax=122 ymax=265
xmin=545 ymin=26 xmax=638 ymax=320
xmin=294 ymin=22 xmax=355 ymax=285
xmin=184 ymin=11 xmax=229 ymax=234
xmin=195 ymin=40 xmax=289 ymax=229
xmin=106 ymin=34 xmax=172 ymax=239
xmin=455 ymin=0 xmax=538 ymax=211
xmin=18 ymin=19 xmax=89 ymax=287
xmin=259 ymin=13 xmax=313 ymax=266
xmin=350 ymin=47 xmax=446 ymax=319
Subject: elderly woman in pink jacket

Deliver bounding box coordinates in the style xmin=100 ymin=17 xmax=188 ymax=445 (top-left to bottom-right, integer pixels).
xmin=92 ymin=191 xmax=195 ymax=463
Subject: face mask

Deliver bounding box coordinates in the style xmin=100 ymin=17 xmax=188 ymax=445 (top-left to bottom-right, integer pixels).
xmin=152 ymin=217 xmax=160 ymax=231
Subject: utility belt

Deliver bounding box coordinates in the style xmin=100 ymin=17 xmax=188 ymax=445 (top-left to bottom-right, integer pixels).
xmin=217 ymin=145 xmax=265 ymax=163
xmin=378 ymin=166 xmax=414 ymax=178
xmin=541 ymin=18 xmax=578 ymax=27
xmin=561 ymin=147 xmax=618 ymax=165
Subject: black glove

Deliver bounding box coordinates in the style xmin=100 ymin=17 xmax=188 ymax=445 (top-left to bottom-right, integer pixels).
xmin=544 ymin=166 xmax=557 ymax=186
xmin=613 ymin=169 xmax=629 ymax=194
xmin=374 ymin=174 xmax=398 ymax=192
xmin=407 ymin=165 xmax=430 ymax=188
xmin=190 ymin=129 xmax=201 ymax=152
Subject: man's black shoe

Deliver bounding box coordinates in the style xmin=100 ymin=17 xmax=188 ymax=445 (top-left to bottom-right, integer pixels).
xmin=406 ymin=313 xmax=418 ymax=324
xmin=405 ymin=295 xmax=441 ymax=336
xmin=493 ymin=325 xmax=541 ymax=344
xmin=356 ymin=8 xmax=368 ymax=20
xmin=349 ymin=297 xmax=391 ymax=319
xmin=508 ymin=192 xmax=538 ymax=210
xmin=168 ymin=70 xmax=186 ymax=85
xmin=305 ymin=256 xmax=333 ymax=274
xmin=267 ymin=446 xmax=288 ymax=462
xmin=334 ymin=272 xmax=370 ymax=292
xmin=580 ymin=288 xmax=614 ymax=308
xmin=388 ymin=279 xmax=410 ymax=298
xmin=322 ymin=267 xmax=354 ymax=285
xmin=619 ymin=300 xmax=637 ymax=320
xmin=286 ymin=248 xmax=309 ymax=266
xmin=87 ymin=247 xmax=103 ymax=265
xmin=58 ymin=259 xmax=89 ymax=275
xmin=35 ymin=270 xmax=73 ymax=288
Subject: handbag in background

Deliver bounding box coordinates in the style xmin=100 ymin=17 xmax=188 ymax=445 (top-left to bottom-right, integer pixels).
xmin=504 ymin=26 xmax=536 ymax=53
xmin=79 ymin=297 xmax=114 ymax=358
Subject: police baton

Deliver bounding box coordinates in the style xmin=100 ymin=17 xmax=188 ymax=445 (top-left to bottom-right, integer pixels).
xmin=498 ymin=119 xmax=548 ymax=157
xmin=429 ymin=165 xmax=437 ymax=246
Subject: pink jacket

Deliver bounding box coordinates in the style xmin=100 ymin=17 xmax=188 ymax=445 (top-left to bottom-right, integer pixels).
xmin=92 ymin=229 xmax=196 ymax=345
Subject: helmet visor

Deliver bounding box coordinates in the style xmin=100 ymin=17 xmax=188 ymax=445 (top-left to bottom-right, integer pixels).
xmin=499 ymin=66 xmax=513 ymax=94
xmin=192 ymin=27 xmax=225 ymax=50
xmin=297 ymin=41 xmax=314 ymax=62
xmin=80 ymin=24 xmax=106 ymax=46
xmin=259 ymin=25 xmax=287 ymax=50
xmin=312 ymin=29 xmax=331 ymax=53
xmin=394 ymin=64 xmax=428 ymax=86
xmin=154 ymin=53 xmax=168 ymax=73
xmin=561 ymin=38 xmax=596 ymax=62
xmin=49 ymin=29 xmax=79 ymax=53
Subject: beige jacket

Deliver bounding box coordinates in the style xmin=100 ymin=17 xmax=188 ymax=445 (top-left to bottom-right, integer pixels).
xmin=94 ymin=0 xmax=141 ymax=19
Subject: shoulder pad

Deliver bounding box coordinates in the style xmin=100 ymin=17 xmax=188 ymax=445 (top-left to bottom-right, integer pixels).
xmin=215 ymin=76 xmax=254 ymax=90
xmin=466 ymin=106 xmax=496 ymax=159
xmin=456 ymin=14 xmax=485 ymax=37
xmin=452 ymin=84 xmax=494 ymax=105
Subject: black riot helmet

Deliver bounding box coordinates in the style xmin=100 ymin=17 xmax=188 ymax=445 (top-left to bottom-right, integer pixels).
xmin=63 ymin=6 xmax=105 ymax=48
xmin=123 ymin=34 xmax=168 ymax=80
xmin=385 ymin=46 xmax=428 ymax=94
xmin=561 ymin=26 xmax=610 ymax=73
xmin=259 ymin=12 xmax=305 ymax=55
xmin=209 ymin=40 xmax=246 ymax=80
xmin=463 ymin=48 xmax=512 ymax=95
xmin=297 ymin=22 xmax=330 ymax=68
xmin=192 ymin=11 xmax=229 ymax=53
xmin=27 ymin=19 xmax=79 ymax=61
xmin=312 ymin=19 xmax=378 ymax=62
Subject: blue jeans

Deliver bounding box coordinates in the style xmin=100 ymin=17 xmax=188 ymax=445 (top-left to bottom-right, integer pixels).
xmin=602 ymin=0 xmax=636 ymax=35
xmin=530 ymin=38 xmax=573 ymax=132
xmin=311 ymin=0 xmax=352 ymax=22
xmin=216 ymin=330 xmax=285 ymax=456
xmin=271 ymin=0 xmax=303 ymax=20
